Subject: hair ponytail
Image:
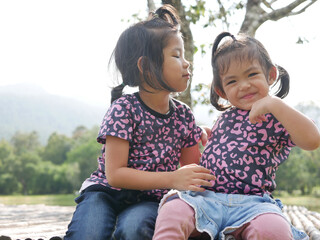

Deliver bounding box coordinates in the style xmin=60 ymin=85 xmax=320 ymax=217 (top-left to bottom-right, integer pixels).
xmin=111 ymin=83 xmax=125 ymax=103
xmin=154 ymin=4 xmax=180 ymax=26
xmin=210 ymin=88 xmax=231 ymax=111
xmin=211 ymin=32 xmax=235 ymax=62
xmin=273 ymin=65 xmax=290 ymax=99
xmin=210 ymin=32 xmax=236 ymax=111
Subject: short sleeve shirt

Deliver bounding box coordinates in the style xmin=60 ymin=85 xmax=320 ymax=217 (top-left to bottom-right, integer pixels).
xmin=82 ymin=92 xmax=202 ymax=201
xmin=201 ymin=108 xmax=295 ymax=196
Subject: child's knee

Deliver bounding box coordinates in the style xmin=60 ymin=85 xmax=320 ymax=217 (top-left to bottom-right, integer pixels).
xmin=153 ymin=198 xmax=196 ymax=240
xmin=161 ymin=198 xmax=195 ymax=217
xmin=156 ymin=198 xmax=195 ymax=228
xmin=242 ymin=213 xmax=293 ymax=240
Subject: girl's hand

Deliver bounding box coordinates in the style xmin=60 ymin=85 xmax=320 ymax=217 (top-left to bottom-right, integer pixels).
xmin=249 ymin=96 xmax=273 ymax=124
xmin=200 ymin=126 xmax=212 ymax=146
xmin=171 ymin=164 xmax=215 ymax=192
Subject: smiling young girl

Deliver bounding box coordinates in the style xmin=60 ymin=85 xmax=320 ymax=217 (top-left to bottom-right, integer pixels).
xmin=153 ymin=32 xmax=320 ymax=240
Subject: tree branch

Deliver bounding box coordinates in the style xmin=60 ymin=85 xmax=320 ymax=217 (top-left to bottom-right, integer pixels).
xmin=217 ymin=0 xmax=229 ymax=29
xmin=267 ymin=0 xmax=318 ymax=21
xmin=240 ymin=0 xmax=318 ymax=36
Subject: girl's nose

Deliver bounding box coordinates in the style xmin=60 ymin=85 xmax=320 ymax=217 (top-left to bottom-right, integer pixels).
xmin=184 ymin=59 xmax=190 ymax=68
xmin=239 ymin=81 xmax=251 ymax=90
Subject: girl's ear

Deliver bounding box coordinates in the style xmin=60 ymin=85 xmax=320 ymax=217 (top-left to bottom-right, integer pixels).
xmin=215 ymin=87 xmax=227 ymax=99
xmin=137 ymin=56 xmax=144 ymax=73
xmin=268 ymin=66 xmax=277 ymax=85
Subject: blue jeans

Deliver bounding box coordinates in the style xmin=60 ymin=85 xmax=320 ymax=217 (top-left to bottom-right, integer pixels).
xmin=64 ymin=185 xmax=159 ymax=240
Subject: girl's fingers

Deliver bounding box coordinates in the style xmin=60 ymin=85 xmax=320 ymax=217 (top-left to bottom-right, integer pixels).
xmin=195 ymin=172 xmax=216 ymax=181
xmin=250 ymin=114 xmax=267 ymax=124
xmin=188 ymin=185 xmax=206 ymax=192
xmin=190 ymin=178 xmax=213 ymax=187
xmin=188 ymin=180 xmax=213 ymax=191
xmin=198 ymin=180 xmax=213 ymax=187
xmin=193 ymin=165 xmax=212 ymax=173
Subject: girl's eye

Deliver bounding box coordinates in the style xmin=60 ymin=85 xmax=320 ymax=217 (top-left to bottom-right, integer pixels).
xmin=172 ymin=50 xmax=182 ymax=58
xmin=226 ymin=80 xmax=236 ymax=85
xmin=248 ymin=72 xmax=258 ymax=77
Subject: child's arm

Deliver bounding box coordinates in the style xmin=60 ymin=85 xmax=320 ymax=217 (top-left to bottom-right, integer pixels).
xmin=179 ymin=125 xmax=212 ymax=166
xmin=179 ymin=143 xmax=201 ymax=166
xmin=249 ymin=96 xmax=320 ymax=150
xmin=105 ymin=136 xmax=215 ymax=192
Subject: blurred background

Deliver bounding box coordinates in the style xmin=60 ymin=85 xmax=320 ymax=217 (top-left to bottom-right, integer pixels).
xmin=0 ymin=0 xmax=319 ymax=210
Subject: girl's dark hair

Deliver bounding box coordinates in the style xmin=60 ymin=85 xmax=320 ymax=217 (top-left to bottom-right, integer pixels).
xmin=110 ymin=4 xmax=181 ymax=103
xmin=210 ymin=32 xmax=290 ymax=111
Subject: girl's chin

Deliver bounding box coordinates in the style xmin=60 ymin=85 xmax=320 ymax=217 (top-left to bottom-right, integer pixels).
xmin=235 ymin=101 xmax=254 ymax=111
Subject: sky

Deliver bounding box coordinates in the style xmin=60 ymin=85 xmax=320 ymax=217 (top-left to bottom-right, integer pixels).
xmin=0 ymin=0 xmax=319 ymax=124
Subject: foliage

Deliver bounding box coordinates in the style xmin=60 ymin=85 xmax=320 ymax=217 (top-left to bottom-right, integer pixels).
xmin=0 ymin=125 xmax=101 ymax=195
xmin=0 ymin=111 xmax=319 ymax=195
xmin=41 ymin=132 xmax=72 ymax=165
xmin=11 ymin=131 xmax=41 ymax=156
xmin=66 ymin=138 xmax=101 ymax=185
xmin=276 ymin=146 xmax=320 ymax=195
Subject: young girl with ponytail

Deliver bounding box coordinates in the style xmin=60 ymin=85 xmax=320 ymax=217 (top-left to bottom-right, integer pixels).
xmin=153 ymin=32 xmax=320 ymax=240
xmin=64 ymin=5 xmax=214 ymax=240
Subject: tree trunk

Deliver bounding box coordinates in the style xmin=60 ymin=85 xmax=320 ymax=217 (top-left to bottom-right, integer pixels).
xmin=147 ymin=0 xmax=156 ymax=12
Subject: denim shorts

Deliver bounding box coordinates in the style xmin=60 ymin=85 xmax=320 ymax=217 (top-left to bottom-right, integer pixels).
xmin=160 ymin=190 xmax=308 ymax=240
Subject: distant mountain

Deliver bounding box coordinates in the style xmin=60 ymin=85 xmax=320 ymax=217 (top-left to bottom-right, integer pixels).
xmin=0 ymin=84 xmax=107 ymax=144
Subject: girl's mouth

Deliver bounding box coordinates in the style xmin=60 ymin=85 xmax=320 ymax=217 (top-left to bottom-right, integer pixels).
xmin=183 ymin=74 xmax=190 ymax=79
xmin=242 ymin=93 xmax=255 ymax=99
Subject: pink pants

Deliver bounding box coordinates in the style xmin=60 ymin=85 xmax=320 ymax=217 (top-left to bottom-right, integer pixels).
xmin=153 ymin=198 xmax=293 ymax=240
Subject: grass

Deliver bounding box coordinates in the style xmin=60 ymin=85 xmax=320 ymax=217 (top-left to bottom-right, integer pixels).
xmin=274 ymin=195 xmax=320 ymax=212
xmin=0 ymin=194 xmax=319 ymax=212
xmin=0 ymin=194 xmax=77 ymax=206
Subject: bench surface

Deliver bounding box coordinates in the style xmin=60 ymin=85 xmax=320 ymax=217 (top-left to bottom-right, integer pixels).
xmin=1 ymin=204 xmax=320 ymax=240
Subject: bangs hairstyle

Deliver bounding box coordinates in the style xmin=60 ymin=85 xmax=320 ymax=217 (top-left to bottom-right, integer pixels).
xmin=110 ymin=4 xmax=181 ymax=103
xmin=210 ymin=32 xmax=290 ymax=111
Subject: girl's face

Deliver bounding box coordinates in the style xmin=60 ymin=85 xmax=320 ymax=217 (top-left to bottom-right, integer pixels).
xmin=162 ymin=33 xmax=190 ymax=92
xmin=218 ymin=59 xmax=274 ymax=110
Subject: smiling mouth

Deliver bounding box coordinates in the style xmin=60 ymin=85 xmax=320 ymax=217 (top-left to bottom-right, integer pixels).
xmin=242 ymin=93 xmax=255 ymax=99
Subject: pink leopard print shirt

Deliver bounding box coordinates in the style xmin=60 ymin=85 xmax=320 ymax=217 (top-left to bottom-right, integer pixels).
xmin=82 ymin=92 xmax=202 ymax=201
xmin=201 ymin=108 xmax=295 ymax=196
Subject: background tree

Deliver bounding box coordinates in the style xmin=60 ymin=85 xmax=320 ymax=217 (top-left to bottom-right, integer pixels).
xmin=66 ymin=126 xmax=101 ymax=186
xmin=276 ymin=147 xmax=320 ymax=195
xmin=41 ymin=132 xmax=72 ymax=165
xmin=0 ymin=140 xmax=19 ymax=194
xmin=11 ymin=131 xmax=41 ymax=156
xmin=0 ymin=125 xmax=101 ymax=194
xmin=9 ymin=152 xmax=41 ymax=194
